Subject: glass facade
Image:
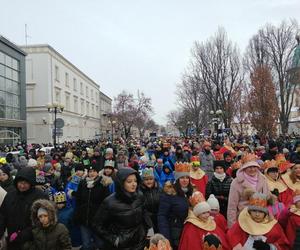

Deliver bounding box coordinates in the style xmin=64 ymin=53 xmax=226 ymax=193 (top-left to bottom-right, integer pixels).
xmin=0 ymin=51 xmax=20 ymax=120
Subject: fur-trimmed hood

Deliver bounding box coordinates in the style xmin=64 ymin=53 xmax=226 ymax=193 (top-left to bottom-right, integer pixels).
xmin=163 ymin=181 xmax=177 ymax=196
xmin=99 ymin=169 xmax=114 ymax=187
xmin=31 ymin=199 xmax=57 ymax=227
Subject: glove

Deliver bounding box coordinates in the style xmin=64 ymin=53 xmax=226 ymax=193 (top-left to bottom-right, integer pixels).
xmin=253 ymin=240 xmax=270 ymax=250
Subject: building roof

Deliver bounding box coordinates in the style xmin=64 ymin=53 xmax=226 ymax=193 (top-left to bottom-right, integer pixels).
xmin=20 ymin=44 xmax=100 ymax=88
xmin=100 ymin=91 xmax=112 ymax=101
xmin=0 ymin=35 xmax=27 ymax=56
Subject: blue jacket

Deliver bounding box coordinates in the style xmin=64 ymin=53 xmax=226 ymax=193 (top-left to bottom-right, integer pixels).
xmin=157 ymin=182 xmax=189 ymax=248
xmin=159 ymin=162 xmax=174 ymax=187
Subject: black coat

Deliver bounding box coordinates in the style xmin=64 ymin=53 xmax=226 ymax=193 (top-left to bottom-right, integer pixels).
xmin=0 ymin=176 xmax=15 ymax=193
xmin=205 ymin=174 xmax=232 ymax=217
xmin=140 ymin=183 xmax=161 ymax=232
xmin=73 ymin=176 xmax=110 ymax=227
xmin=0 ymin=167 xmax=48 ymax=250
xmin=93 ymin=168 xmax=151 ymax=250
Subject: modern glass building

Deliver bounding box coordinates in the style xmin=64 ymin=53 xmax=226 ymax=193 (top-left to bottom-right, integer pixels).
xmin=0 ymin=36 xmax=26 ymax=145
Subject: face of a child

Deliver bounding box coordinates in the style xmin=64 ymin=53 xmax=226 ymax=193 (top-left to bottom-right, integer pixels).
xmin=104 ymin=167 xmax=113 ymax=176
xmin=76 ymin=170 xmax=84 ymax=177
xmin=88 ymin=169 xmax=98 ymax=179
xmin=210 ymin=209 xmax=219 ymax=216
xmin=215 ymin=166 xmax=224 ymax=174
xmin=198 ymin=211 xmax=210 ymax=222
xmin=268 ymin=170 xmax=279 ymax=181
xmin=249 ymin=210 xmax=266 ymax=223
xmin=38 ymin=214 xmax=50 ymax=227
xmin=143 ymin=177 xmax=155 ymax=188
xmin=179 ymin=176 xmax=190 ymax=188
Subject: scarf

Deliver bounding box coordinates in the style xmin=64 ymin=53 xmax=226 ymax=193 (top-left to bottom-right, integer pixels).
xmin=214 ymin=172 xmax=226 ymax=182
xmin=243 ymin=171 xmax=258 ymax=190
xmin=86 ymin=176 xmax=99 ymax=189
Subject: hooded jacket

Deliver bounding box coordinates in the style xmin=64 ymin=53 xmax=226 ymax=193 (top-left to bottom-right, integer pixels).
xmin=93 ymin=167 xmax=152 ymax=250
xmin=24 ymin=199 xmax=72 ymax=250
xmin=0 ymin=167 xmax=48 ymax=250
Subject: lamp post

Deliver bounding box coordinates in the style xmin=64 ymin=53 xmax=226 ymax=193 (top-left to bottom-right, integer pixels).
xmin=47 ymin=103 xmax=64 ymax=148
xmin=210 ymin=109 xmax=223 ymax=135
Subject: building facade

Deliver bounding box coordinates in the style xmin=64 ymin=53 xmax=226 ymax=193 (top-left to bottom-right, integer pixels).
xmin=0 ymin=36 xmax=27 ymax=145
xmin=99 ymin=91 xmax=112 ymax=138
xmin=21 ymin=44 xmax=111 ymax=144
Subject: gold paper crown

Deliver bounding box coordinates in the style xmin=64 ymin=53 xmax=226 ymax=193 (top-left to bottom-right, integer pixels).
xmin=249 ymin=196 xmax=267 ymax=208
xmin=203 ymin=242 xmax=222 ymax=250
xmin=262 ymin=160 xmax=277 ymax=171
xmin=189 ymin=191 xmax=205 ymax=207
xmin=241 ymin=153 xmax=258 ymax=164
xmin=54 ymin=192 xmax=66 ymax=204
xmin=163 ymin=143 xmax=171 ymax=148
xmin=231 ymin=161 xmax=242 ymax=170
xmin=175 ymin=162 xmax=190 ymax=173
xmin=275 ymin=154 xmax=286 ymax=165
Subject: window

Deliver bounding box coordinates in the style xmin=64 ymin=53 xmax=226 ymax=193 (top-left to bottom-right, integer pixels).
xmin=92 ymin=104 xmax=95 ymax=117
xmin=96 ymin=106 xmax=99 ymax=118
xmin=81 ymin=100 xmax=85 ymax=114
xmin=91 ymin=89 xmax=93 ymax=100
xmin=55 ymin=90 xmax=61 ymax=103
xmin=74 ymin=97 xmax=78 ymax=113
xmin=55 ymin=65 xmax=59 ymax=81
xmin=65 ymin=72 xmax=69 ymax=87
xmin=80 ymin=82 xmax=83 ymax=94
xmin=73 ymin=78 xmax=77 ymax=91
xmin=65 ymin=94 xmax=70 ymax=110
xmin=86 ymin=86 xmax=89 ymax=97
xmin=86 ymin=101 xmax=89 ymax=115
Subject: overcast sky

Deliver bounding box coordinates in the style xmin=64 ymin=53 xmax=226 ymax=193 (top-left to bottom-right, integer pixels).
xmin=1 ymin=0 xmax=299 ymax=124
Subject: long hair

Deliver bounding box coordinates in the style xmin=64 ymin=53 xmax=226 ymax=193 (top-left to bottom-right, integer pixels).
xmin=174 ymin=179 xmax=193 ymax=198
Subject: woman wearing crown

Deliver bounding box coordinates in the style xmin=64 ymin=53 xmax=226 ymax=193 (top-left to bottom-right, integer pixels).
xmin=158 ymin=162 xmax=193 ymax=250
xmin=262 ymin=159 xmax=290 ymax=206
xmin=227 ymin=192 xmax=290 ymax=250
xmin=227 ymin=153 xmax=270 ymax=228
xmin=190 ymin=156 xmax=208 ymax=195
xmin=178 ymin=191 xmax=230 ymax=250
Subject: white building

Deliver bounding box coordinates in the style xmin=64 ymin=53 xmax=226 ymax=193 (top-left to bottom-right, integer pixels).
xmin=20 ymin=44 xmax=111 ymax=144
xmin=99 ymin=91 xmax=112 ymax=138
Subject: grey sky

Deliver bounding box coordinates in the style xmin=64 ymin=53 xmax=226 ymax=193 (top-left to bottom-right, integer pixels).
xmin=1 ymin=0 xmax=299 ymax=124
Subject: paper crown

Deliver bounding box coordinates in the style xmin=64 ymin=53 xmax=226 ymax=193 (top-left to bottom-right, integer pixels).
xmin=241 ymin=153 xmax=258 ymax=164
xmin=275 ymin=154 xmax=286 ymax=164
xmin=54 ymin=191 xmax=67 ymax=204
xmin=141 ymin=167 xmax=154 ymax=179
xmin=189 ymin=191 xmax=205 ymax=207
xmin=104 ymin=160 xmax=115 ymax=168
xmin=203 ymin=234 xmax=222 ymax=250
xmin=163 ymin=142 xmax=171 ymax=148
xmin=248 ymin=192 xmax=268 ymax=214
xmin=275 ymin=154 xmax=294 ymax=173
xmin=262 ymin=160 xmax=277 ymax=171
xmin=175 ymin=162 xmax=191 ymax=173
xmin=190 ymin=156 xmax=200 ymax=162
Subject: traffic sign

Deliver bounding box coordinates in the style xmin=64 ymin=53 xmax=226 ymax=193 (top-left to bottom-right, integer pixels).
xmin=53 ymin=128 xmax=63 ymax=137
xmin=54 ymin=118 xmax=65 ymax=128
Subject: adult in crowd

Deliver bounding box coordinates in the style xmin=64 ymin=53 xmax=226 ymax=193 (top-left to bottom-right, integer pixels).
xmin=0 ymin=164 xmax=14 ymax=193
xmin=158 ymin=163 xmax=192 ymax=250
xmin=0 ymin=167 xmax=48 ymax=250
xmin=261 ymin=141 xmax=278 ymax=161
xmin=290 ymin=141 xmax=300 ymax=163
xmin=227 ymin=153 xmax=269 ymax=228
xmin=93 ymin=167 xmax=152 ymax=250
xmin=205 ymin=160 xmax=232 ymax=217
xmin=199 ymin=141 xmax=215 ymax=181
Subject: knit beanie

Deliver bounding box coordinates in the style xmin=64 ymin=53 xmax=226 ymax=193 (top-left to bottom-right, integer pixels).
xmin=105 ymin=148 xmax=113 ymax=154
xmin=248 ymin=192 xmax=268 ymax=214
xmin=207 ymin=194 xmax=220 ymax=211
xmin=19 ymin=156 xmax=28 ymax=168
xmin=43 ymin=162 xmax=52 ymax=173
xmin=37 ymin=207 xmax=48 ymax=217
xmin=74 ymin=163 xmax=85 ymax=172
xmin=213 ymin=160 xmax=226 ymax=171
xmin=193 ymin=201 xmax=211 ymax=217
xmin=0 ymin=164 xmax=11 ymax=177
xmin=28 ymin=158 xmax=38 ymax=168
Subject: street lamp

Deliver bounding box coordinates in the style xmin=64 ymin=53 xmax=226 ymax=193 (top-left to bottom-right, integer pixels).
xmin=47 ymin=103 xmax=64 ymax=148
xmin=210 ymin=109 xmax=223 ymax=135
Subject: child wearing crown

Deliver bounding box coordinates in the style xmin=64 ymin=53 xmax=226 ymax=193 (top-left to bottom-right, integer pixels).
xmin=190 ymin=156 xmax=208 ymax=196
xmin=227 ymin=192 xmax=290 ymax=250
xmin=178 ymin=191 xmax=229 ymax=250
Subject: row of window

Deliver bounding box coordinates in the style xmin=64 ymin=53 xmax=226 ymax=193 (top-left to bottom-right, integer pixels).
xmin=0 ymin=105 xmax=20 ymax=119
xmin=0 ymin=77 xmax=20 ymax=95
xmin=0 ymin=51 xmax=19 ymax=71
xmin=0 ymin=91 xmax=20 ymax=108
xmin=54 ymin=65 xmax=99 ymax=102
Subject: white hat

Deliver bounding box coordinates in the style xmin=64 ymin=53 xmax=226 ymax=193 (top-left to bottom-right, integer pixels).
xmin=193 ymin=201 xmax=211 ymax=217
xmin=207 ymin=194 xmax=220 ymax=211
xmin=27 ymin=159 xmax=38 ymax=168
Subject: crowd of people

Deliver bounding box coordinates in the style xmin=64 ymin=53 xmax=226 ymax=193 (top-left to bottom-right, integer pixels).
xmin=0 ymin=136 xmax=300 ymax=250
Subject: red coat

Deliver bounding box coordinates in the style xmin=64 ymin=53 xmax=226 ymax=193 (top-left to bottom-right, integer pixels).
xmin=178 ymin=222 xmax=230 ymax=250
xmin=213 ymin=213 xmax=227 ymax=233
xmin=278 ymin=189 xmax=292 ymax=207
xmin=286 ymin=211 xmax=300 ymax=248
xmin=227 ymin=221 xmax=290 ymax=250
xmin=191 ymin=176 xmax=208 ymax=195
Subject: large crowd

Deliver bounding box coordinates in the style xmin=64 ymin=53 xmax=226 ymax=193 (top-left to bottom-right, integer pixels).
xmin=0 ymin=136 xmax=300 ymax=250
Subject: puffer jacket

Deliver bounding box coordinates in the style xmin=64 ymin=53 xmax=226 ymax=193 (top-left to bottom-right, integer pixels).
xmin=227 ymin=169 xmax=270 ymax=228
xmin=24 ymin=199 xmax=72 ymax=250
xmin=72 ymin=175 xmax=110 ymax=227
xmin=205 ymin=174 xmax=232 ymax=217
xmin=0 ymin=167 xmax=48 ymax=250
xmin=93 ymin=167 xmax=152 ymax=250
xmin=140 ymin=182 xmax=161 ymax=232
xmin=157 ymin=181 xmax=190 ymax=249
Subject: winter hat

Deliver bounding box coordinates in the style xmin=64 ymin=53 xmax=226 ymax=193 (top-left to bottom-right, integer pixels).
xmin=28 ymin=159 xmax=38 ymax=168
xmin=207 ymin=194 xmax=220 ymax=211
xmin=190 ymin=191 xmax=211 ymax=216
xmin=240 ymin=153 xmax=260 ymax=170
xmin=87 ymin=162 xmax=100 ymax=172
xmin=54 ymin=191 xmax=67 ymax=204
xmin=105 ymin=148 xmax=113 ymax=154
xmin=44 ymin=155 xmax=52 ymax=163
xmin=248 ymin=192 xmax=268 ymax=214
xmin=0 ymin=158 xmax=7 ymax=165
xmin=203 ymin=234 xmax=222 ymax=250
xmin=0 ymin=164 xmax=11 ymax=177
xmin=174 ymin=162 xmax=190 ymax=180
xmin=104 ymin=160 xmax=115 ymax=168
xmin=293 ymin=190 xmax=300 ymax=204
xmin=35 ymin=172 xmax=46 ymax=185
xmin=141 ymin=167 xmax=155 ymax=180
xmin=74 ymin=163 xmax=85 ymax=172
xmin=37 ymin=207 xmax=48 ymax=217
xmin=43 ymin=162 xmax=52 ymax=173
xmin=19 ymin=156 xmax=28 ymax=168
xmin=213 ymin=161 xmax=226 ymax=171
xmin=283 ymin=148 xmax=289 ymax=154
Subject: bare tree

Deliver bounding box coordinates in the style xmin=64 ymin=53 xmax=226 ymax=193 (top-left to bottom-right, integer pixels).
xmin=113 ymin=90 xmax=153 ymax=139
xmin=134 ymin=115 xmax=158 ymax=138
